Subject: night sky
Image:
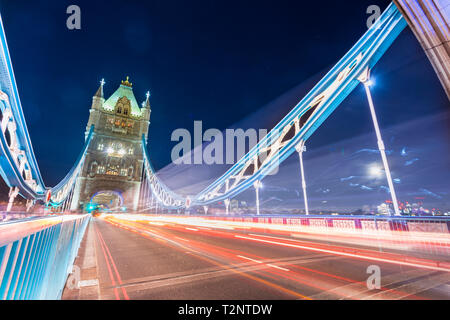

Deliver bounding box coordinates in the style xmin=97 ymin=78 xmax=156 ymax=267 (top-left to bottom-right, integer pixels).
xmin=0 ymin=0 xmax=447 ymax=208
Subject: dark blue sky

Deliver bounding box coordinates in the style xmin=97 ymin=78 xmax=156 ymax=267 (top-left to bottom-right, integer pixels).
xmin=0 ymin=0 xmax=447 ymax=188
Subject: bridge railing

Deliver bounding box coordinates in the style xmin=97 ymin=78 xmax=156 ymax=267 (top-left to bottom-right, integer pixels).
xmin=0 ymin=211 xmax=51 ymax=223
xmin=0 ymin=214 xmax=89 ymax=300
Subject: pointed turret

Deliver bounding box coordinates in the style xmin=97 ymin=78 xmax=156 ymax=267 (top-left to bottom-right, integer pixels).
xmin=94 ymin=78 xmax=105 ymax=98
xmin=86 ymin=78 xmax=106 ymax=139
xmin=142 ymin=91 xmax=151 ymax=122
xmin=144 ymin=91 xmax=150 ymax=109
xmin=91 ymin=78 xmax=105 ymax=110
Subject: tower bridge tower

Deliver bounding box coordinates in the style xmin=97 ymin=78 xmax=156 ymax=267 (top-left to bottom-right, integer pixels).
xmin=70 ymin=77 xmax=151 ymax=211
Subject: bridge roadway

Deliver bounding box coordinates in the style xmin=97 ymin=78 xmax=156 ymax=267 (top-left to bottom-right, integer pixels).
xmin=62 ymin=216 xmax=450 ymax=300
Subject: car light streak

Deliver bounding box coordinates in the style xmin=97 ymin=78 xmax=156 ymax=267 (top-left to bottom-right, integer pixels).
xmin=104 ymin=214 xmax=449 ymax=257
xmin=235 ymin=235 xmax=450 ymax=272
xmin=112 ymin=219 xmax=313 ymax=299
xmin=102 ymin=216 xmax=425 ymax=299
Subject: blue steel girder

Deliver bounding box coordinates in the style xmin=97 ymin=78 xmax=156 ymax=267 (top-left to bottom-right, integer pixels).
xmin=0 ymin=4 xmax=406 ymax=208
xmin=139 ymin=3 xmax=407 ymax=209
xmin=48 ymin=125 xmax=95 ymax=206
xmin=0 ymin=14 xmax=94 ymax=204
xmin=0 ymin=16 xmax=46 ymax=199
xmin=141 ymin=135 xmax=185 ymax=209
xmin=191 ymin=3 xmax=407 ymax=206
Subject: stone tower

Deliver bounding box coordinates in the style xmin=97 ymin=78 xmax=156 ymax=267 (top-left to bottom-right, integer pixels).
xmin=70 ymin=77 xmax=151 ymax=211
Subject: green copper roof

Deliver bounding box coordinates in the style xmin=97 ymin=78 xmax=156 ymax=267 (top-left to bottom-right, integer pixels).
xmin=103 ymin=84 xmax=143 ymax=117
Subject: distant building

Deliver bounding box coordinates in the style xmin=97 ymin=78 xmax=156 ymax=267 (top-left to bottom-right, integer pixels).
xmin=230 ymin=199 xmax=239 ymax=211
xmin=377 ymin=203 xmax=391 ymax=215
xmin=70 ymin=78 xmax=151 ymax=211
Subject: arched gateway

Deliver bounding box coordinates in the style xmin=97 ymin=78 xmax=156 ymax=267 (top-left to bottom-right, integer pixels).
xmin=70 ymin=77 xmax=151 ymax=211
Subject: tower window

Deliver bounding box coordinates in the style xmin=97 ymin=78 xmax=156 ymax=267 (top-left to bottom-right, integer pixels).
xmin=128 ymin=148 xmax=133 ymax=155
xmin=97 ymin=143 xmax=104 ymax=151
xmin=106 ymin=169 xmax=118 ymax=176
xmin=123 ymin=108 xmax=128 ymax=115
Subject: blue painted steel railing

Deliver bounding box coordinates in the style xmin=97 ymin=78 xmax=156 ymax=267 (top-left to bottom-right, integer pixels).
xmin=0 ymin=215 xmax=89 ymax=300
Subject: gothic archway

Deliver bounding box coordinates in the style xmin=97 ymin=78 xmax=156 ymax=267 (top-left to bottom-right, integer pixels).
xmin=90 ymin=190 xmax=124 ymax=211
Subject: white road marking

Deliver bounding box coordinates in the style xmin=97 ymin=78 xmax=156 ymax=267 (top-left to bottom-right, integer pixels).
xmin=237 ymin=255 xmax=263 ymax=264
xmin=237 ymin=255 xmax=290 ymax=271
xmin=267 ymin=264 xmax=290 ymax=271
xmin=78 ymin=279 xmax=99 ymax=287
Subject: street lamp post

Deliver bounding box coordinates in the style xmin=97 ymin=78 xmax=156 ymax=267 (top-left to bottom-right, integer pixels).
xmin=358 ymin=68 xmax=400 ymax=216
xmin=224 ymin=180 xmax=230 ymax=215
xmin=150 ymin=195 xmax=154 ymax=213
xmin=253 ymin=180 xmax=262 ymax=215
xmin=6 ymin=187 xmax=19 ymax=212
xmin=224 ymin=199 xmax=230 ymax=215
xmin=295 ymin=140 xmax=309 ymax=215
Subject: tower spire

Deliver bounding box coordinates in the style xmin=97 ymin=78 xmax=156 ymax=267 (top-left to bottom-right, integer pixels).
xmin=121 ymin=76 xmax=132 ymax=88
xmin=94 ymin=78 xmax=105 ymax=98
xmin=144 ymin=90 xmax=150 ymax=108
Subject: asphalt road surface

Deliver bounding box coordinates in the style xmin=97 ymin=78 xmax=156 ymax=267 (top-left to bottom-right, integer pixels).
xmin=87 ymin=217 xmax=449 ymax=300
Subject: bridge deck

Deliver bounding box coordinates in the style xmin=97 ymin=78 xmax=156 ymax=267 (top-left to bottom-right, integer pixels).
xmin=62 ymin=217 xmax=449 ymax=300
